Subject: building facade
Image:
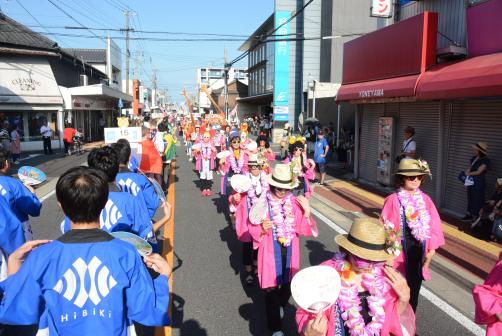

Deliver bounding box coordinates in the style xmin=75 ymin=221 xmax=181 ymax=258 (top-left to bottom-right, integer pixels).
xmin=337 ymin=0 xmax=502 ymax=217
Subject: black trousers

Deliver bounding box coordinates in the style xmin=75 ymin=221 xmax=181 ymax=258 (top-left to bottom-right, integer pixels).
xmin=263 ymin=245 xmax=291 ymax=332
xmin=42 ymin=137 xmax=52 ymax=154
xmin=405 ymin=242 xmax=423 ymax=312
xmin=242 ymin=241 xmax=257 ymax=266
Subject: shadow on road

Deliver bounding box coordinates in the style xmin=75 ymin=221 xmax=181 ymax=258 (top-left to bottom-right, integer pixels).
xmin=169 ymin=293 xmax=208 ymax=336
xmin=305 ymin=240 xmax=334 ymax=266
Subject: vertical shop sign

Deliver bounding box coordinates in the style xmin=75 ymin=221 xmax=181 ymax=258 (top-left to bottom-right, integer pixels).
xmin=377 ymin=117 xmax=395 ymax=185
xmin=273 ymin=11 xmax=290 ymax=122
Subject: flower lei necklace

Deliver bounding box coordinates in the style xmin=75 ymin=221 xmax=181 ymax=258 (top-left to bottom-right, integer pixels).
xmin=201 ymin=142 xmax=212 ymax=160
xmin=229 ymin=150 xmax=245 ymax=173
xmin=247 ymin=171 xmax=268 ymax=204
xmin=397 ymin=188 xmax=432 ymax=241
xmin=267 ymin=191 xmax=295 ymax=246
xmin=333 ymin=252 xmax=389 ymax=336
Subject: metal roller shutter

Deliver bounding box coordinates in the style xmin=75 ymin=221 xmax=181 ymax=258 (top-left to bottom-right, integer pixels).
xmin=394 ymin=102 xmax=441 ymax=201
xmin=443 ymin=100 xmax=502 ymax=216
xmin=359 ymin=104 xmax=384 ymax=183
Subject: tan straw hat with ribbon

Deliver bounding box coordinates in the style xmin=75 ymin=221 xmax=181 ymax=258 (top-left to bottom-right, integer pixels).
xmin=472 ymin=141 xmax=488 ymax=155
xmin=267 ymin=163 xmax=299 ymax=189
xmin=335 ymin=218 xmax=392 ymax=262
xmin=247 ymin=153 xmax=260 ymax=166
xmin=396 ymin=158 xmax=432 ymax=177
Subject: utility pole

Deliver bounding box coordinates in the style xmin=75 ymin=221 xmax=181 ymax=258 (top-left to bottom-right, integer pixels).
xmin=123 ymin=10 xmax=135 ymax=95
xmin=223 ymin=48 xmax=229 ymax=119
xmin=151 ymin=68 xmax=157 ymax=107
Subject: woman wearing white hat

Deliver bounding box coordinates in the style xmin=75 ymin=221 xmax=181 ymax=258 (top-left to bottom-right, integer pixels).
xmin=248 ymin=164 xmax=318 ymax=335
xmin=296 ymin=218 xmax=415 ymax=336
xmin=229 ymin=154 xmax=269 ymax=285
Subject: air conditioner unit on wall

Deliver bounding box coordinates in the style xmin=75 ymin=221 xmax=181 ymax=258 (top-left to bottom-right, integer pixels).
xmin=437 ymin=45 xmax=467 ymax=62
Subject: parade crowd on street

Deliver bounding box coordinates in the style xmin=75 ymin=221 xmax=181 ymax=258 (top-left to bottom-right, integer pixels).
xmin=0 ymin=112 xmax=500 ymax=336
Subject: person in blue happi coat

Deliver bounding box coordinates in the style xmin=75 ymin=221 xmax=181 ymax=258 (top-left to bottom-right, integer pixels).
xmin=61 ymin=147 xmax=152 ymax=238
xmin=0 ymin=149 xmax=41 ymax=242
xmin=0 ymin=166 xmax=172 ymax=335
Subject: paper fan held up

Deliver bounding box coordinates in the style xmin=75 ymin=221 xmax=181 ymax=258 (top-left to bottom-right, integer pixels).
xmin=296 ymin=217 xmax=416 ymax=336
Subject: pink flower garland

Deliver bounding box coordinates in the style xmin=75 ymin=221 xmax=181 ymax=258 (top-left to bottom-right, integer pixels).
xmin=246 ymin=171 xmax=268 ymax=204
xmin=229 ymin=151 xmax=245 ymax=174
xmin=267 ymin=191 xmax=296 ymax=246
xmin=200 ymin=142 xmax=213 ymax=160
xmin=397 ymin=188 xmax=432 ymax=241
xmin=333 ymin=252 xmax=389 ymax=336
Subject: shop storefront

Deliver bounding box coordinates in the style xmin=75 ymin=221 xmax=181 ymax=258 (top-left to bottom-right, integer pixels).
xmin=337 ymin=10 xmax=502 ymax=217
xmin=0 ymin=55 xmax=64 ymax=151
xmin=60 ymin=84 xmax=131 ymax=142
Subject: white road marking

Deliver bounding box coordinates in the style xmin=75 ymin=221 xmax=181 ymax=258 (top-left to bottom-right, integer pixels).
xmin=310 ymin=207 xmax=485 ymax=336
xmin=19 ymin=154 xmax=42 ymax=162
xmin=39 ymin=190 xmax=56 ymax=203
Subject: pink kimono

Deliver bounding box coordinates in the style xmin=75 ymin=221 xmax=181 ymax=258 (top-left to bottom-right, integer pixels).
xmin=248 ymin=196 xmax=318 ymax=289
xmin=380 ymin=192 xmax=445 ymax=280
xmin=229 ymin=193 xmax=253 ymax=243
xmin=473 ymin=252 xmax=502 ymax=336
xmin=194 ymin=141 xmax=216 ymax=172
xmin=295 ymin=259 xmax=416 ymax=336
xmin=283 ymin=155 xmax=315 ymax=198
xmin=219 ymin=151 xmax=249 ymax=195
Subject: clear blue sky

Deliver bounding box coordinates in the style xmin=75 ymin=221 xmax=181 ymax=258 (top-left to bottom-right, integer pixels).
xmin=1 ymin=0 xmax=273 ymax=102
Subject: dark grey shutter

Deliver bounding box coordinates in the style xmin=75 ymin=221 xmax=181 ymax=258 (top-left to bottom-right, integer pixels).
xmin=394 ymin=102 xmax=441 ymax=201
xmin=443 ymin=100 xmax=502 ymax=216
xmin=359 ymin=104 xmax=384 ymax=183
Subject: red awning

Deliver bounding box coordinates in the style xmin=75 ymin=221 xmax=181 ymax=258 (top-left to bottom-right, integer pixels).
xmin=417 ymin=52 xmax=502 ymax=100
xmin=336 ymin=74 xmax=420 ymax=102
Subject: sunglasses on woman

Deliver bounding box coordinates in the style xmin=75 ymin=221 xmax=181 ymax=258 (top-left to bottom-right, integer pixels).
xmin=294 ymin=147 xmax=303 ymax=152
xmin=406 ymin=175 xmax=423 ymax=181
xmin=250 ymin=165 xmax=260 ymax=170
xmin=231 ymin=140 xmax=240 ymax=144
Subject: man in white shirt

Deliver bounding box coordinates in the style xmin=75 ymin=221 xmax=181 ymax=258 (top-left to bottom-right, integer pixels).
xmin=401 ymin=126 xmax=416 ymax=159
xmin=40 ymin=120 xmax=53 ymax=155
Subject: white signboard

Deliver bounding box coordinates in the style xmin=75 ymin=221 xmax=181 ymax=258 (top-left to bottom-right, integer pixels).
xmin=104 ymin=127 xmax=142 ymax=144
xmin=371 ymin=0 xmax=393 ymax=18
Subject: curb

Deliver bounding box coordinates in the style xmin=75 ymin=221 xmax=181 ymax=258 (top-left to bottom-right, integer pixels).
xmin=310 ymin=192 xmax=483 ymax=293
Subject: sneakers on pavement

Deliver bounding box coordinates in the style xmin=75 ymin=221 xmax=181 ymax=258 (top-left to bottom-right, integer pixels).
xmin=271 ymin=331 xmax=284 ymax=336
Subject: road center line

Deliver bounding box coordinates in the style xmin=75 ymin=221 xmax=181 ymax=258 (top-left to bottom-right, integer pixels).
xmin=39 ymin=189 xmax=56 ymax=203
xmin=310 ymin=208 xmax=485 ymax=336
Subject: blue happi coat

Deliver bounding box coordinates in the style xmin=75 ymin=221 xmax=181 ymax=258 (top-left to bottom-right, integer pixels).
xmin=0 ymin=196 xmax=24 ymax=256
xmin=62 ymin=184 xmax=152 ymax=239
xmin=0 ymin=229 xmax=170 ymax=335
xmin=0 ymin=175 xmax=41 ymax=223
xmin=116 ymin=169 xmax=160 ymax=219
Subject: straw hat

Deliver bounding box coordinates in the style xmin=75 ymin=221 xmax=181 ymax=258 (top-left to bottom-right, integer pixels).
xmin=267 ymin=163 xmax=299 ymax=189
xmin=335 ymin=218 xmax=392 ymax=262
xmin=472 ymin=141 xmax=488 ymax=155
xmin=396 ymin=158 xmax=431 ymax=177
xmin=247 ymin=153 xmax=260 ymax=166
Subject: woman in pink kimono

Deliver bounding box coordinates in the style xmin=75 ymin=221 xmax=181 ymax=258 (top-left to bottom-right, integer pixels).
xmin=219 ymin=130 xmax=249 ymax=196
xmin=380 ymin=159 xmax=445 ymax=312
xmin=256 ymin=134 xmax=275 ymax=174
xmin=194 ymin=132 xmax=216 ymax=196
xmin=296 ymin=218 xmax=415 ymax=336
xmin=283 ymin=140 xmax=315 ymax=198
xmin=249 ymin=164 xmax=318 ymax=336
xmin=473 ymin=252 xmax=502 ymax=336
xmin=229 ymin=154 xmax=269 ymax=286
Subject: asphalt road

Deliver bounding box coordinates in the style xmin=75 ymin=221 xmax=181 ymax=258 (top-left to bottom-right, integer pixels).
xmin=29 ymin=147 xmax=481 ymax=336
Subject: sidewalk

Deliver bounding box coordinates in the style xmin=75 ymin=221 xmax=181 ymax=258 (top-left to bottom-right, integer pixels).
xmin=314 ymin=161 xmax=501 ymax=281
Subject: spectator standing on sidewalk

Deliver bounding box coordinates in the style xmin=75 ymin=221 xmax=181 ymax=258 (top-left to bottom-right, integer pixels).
xmin=0 ymin=121 xmax=11 ymax=153
xmin=9 ymin=125 xmax=21 ymax=164
xmin=314 ymin=130 xmax=329 ymax=185
xmin=40 ymin=120 xmax=53 ymax=155
xmin=401 ymin=126 xmax=417 ymax=160
xmin=63 ymin=124 xmax=76 ymax=155
xmin=463 ymin=142 xmax=490 ymax=221
xmin=380 ymin=158 xmax=445 ymax=312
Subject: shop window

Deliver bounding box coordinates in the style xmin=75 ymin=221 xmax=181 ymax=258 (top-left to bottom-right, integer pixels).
xmin=27 ymin=111 xmax=59 ymax=141
xmin=1 ymin=112 xmax=24 ymax=142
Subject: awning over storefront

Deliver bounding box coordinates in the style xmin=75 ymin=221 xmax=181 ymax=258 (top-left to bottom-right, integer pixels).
xmin=68 ymin=84 xmax=132 ymax=102
xmin=336 ymin=74 xmax=420 ymax=102
xmin=237 ymin=93 xmax=273 ymax=105
xmin=0 ymin=56 xmax=63 ymax=105
xmin=416 ymin=53 xmax=502 ymax=100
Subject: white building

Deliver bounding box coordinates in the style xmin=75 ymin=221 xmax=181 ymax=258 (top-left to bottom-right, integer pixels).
xmin=196 ymin=67 xmax=247 ymax=112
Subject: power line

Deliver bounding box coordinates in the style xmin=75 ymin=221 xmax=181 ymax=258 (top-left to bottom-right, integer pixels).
xmin=228 ymin=0 xmax=315 ymax=66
